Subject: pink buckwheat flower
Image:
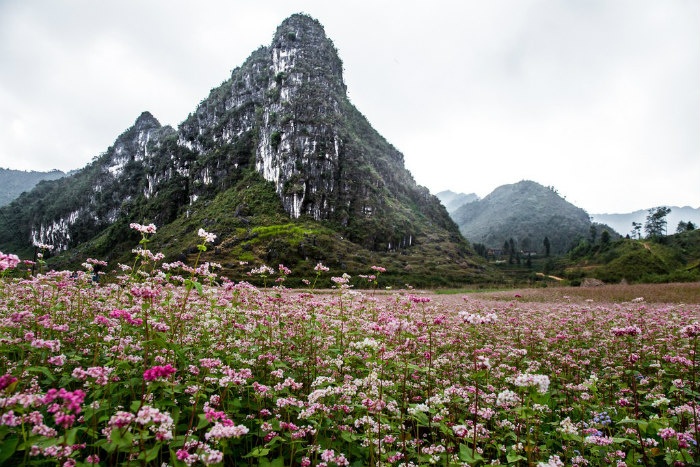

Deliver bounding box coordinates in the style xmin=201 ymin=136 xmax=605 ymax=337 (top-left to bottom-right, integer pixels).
xmin=198 ymin=228 xmax=217 ymax=243
xmin=0 ymin=374 xmax=18 ymax=391
xmin=143 ymin=364 xmax=176 ymax=381
xmin=130 ymin=285 xmax=161 ymax=298
xmin=611 ymin=325 xmax=642 ymax=336
xmin=321 ymin=449 xmax=336 ymax=462
xmin=130 ymin=223 xmax=157 ymax=234
xmin=680 ymin=323 xmax=700 ymax=338
xmin=0 ymin=251 xmax=21 ymax=270
xmin=205 ymin=422 xmax=249 ymax=441
xmin=409 ymin=294 xmax=430 ymax=303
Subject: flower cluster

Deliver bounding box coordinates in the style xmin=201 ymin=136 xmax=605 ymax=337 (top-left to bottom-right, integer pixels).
xmin=250 ymin=265 xmax=275 ymax=275
xmin=71 ymin=366 xmax=114 ymax=386
xmin=0 ymin=251 xmax=20 ymax=271
xmin=143 ymin=364 xmax=177 ymax=382
xmin=109 ymin=309 xmax=143 ymax=326
xmin=129 ymin=223 xmax=157 ymax=234
xmin=42 ymin=388 xmax=86 ymax=429
xmin=611 ymin=325 xmax=642 ymax=336
xmin=459 ymin=311 xmax=498 ymax=324
xmin=198 ymin=228 xmax=217 ymax=244
xmin=408 ymin=294 xmax=430 ymax=303
xmin=511 ymin=373 xmax=551 ymax=393
xmin=103 ymin=406 xmax=173 ymax=441
xmin=331 ymin=273 xmax=352 ymax=286
xmin=680 ymin=322 xmax=700 ymax=338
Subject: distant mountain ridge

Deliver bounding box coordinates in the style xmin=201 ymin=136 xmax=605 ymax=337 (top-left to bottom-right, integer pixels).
xmin=591 ymin=206 xmax=700 ymax=237
xmin=439 ymin=182 xmax=697 ymax=254
xmin=445 ymin=180 xmax=604 ymax=255
xmin=435 ymin=190 xmax=479 ymax=214
xmin=0 ymin=168 xmax=66 ymax=207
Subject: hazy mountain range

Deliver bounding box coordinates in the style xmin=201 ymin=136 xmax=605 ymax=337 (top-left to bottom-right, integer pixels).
xmin=438 ymin=183 xmax=698 ymax=253
xmin=0 ymin=168 xmax=66 ymax=207
xmin=590 ymin=207 xmax=700 ymax=237
xmin=438 ymin=181 xmax=612 ymax=255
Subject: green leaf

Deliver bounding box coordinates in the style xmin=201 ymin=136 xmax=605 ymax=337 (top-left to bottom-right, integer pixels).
xmin=110 ymin=429 xmax=134 ymax=449
xmin=145 ymin=444 xmax=161 ymax=462
xmin=197 ymin=413 xmax=210 ymax=430
xmin=0 ymin=435 xmax=18 ymax=464
xmin=259 ymin=457 xmax=285 ymax=467
xmin=243 ymin=447 xmax=270 ymax=458
xmin=26 ymin=366 xmax=55 ymax=382
xmin=617 ymin=417 xmax=639 ymax=425
xmin=65 ymin=427 xmax=80 ymax=445
xmin=612 ymin=437 xmax=633 ymax=444
xmin=94 ymin=438 xmax=115 ymax=453
xmin=638 ymin=421 xmax=648 ymax=434
xmin=506 ymin=451 xmax=527 ymax=463
xmin=411 ymin=411 xmax=430 ymax=426
xmin=458 ymin=444 xmax=484 ymax=464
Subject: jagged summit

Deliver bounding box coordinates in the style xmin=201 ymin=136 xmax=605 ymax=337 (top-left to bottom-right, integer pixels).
xmin=0 ymin=14 xmax=488 ymax=286
xmin=133 ymin=111 xmax=161 ymax=130
xmin=270 ymin=14 xmax=345 ymax=93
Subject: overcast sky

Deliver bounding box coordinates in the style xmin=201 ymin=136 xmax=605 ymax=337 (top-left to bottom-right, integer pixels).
xmin=1 ymin=0 xmax=698 ymax=214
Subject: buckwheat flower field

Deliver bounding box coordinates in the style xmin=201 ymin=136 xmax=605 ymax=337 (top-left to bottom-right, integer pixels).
xmin=0 ymin=231 xmax=698 ymax=466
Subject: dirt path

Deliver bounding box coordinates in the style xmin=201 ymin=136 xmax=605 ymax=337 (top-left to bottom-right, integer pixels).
xmin=535 ymin=272 xmax=564 ymax=281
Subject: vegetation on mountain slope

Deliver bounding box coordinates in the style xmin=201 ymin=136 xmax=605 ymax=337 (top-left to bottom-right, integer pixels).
xmin=0 ymin=168 xmax=66 ymax=207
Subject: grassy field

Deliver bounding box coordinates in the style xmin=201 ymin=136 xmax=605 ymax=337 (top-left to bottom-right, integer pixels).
xmin=460 ymin=282 xmax=700 ymax=304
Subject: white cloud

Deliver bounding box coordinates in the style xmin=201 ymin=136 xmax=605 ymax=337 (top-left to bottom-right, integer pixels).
xmin=0 ymin=0 xmax=698 ymax=213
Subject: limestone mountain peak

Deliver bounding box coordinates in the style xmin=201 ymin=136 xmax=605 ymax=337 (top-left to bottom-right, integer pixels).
xmin=0 ymin=14 xmax=487 ymax=286
xmin=270 ymin=13 xmax=346 ymax=94
xmin=133 ymin=111 xmax=161 ymax=130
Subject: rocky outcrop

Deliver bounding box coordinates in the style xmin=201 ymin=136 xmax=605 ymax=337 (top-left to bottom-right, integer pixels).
xmin=22 ymin=112 xmax=175 ymax=251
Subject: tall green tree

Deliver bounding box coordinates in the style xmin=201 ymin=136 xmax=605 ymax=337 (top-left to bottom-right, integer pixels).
xmin=676 ymin=220 xmax=696 ymax=233
xmin=543 ymin=236 xmax=550 ymax=257
xmin=631 ymin=222 xmax=642 ymax=239
xmin=644 ymin=206 xmax=671 ymax=239
xmin=508 ymin=238 xmax=515 ymax=265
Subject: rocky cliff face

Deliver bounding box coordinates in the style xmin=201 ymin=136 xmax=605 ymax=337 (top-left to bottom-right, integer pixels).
xmin=0 ymin=14 xmax=482 ymax=285
xmin=178 ymin=15 xmax=348 ymax=221
xmin=174 ymin=14 xmax=442 ymax=250
xmin=12 ymin=112 xmax=175 ymax=251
